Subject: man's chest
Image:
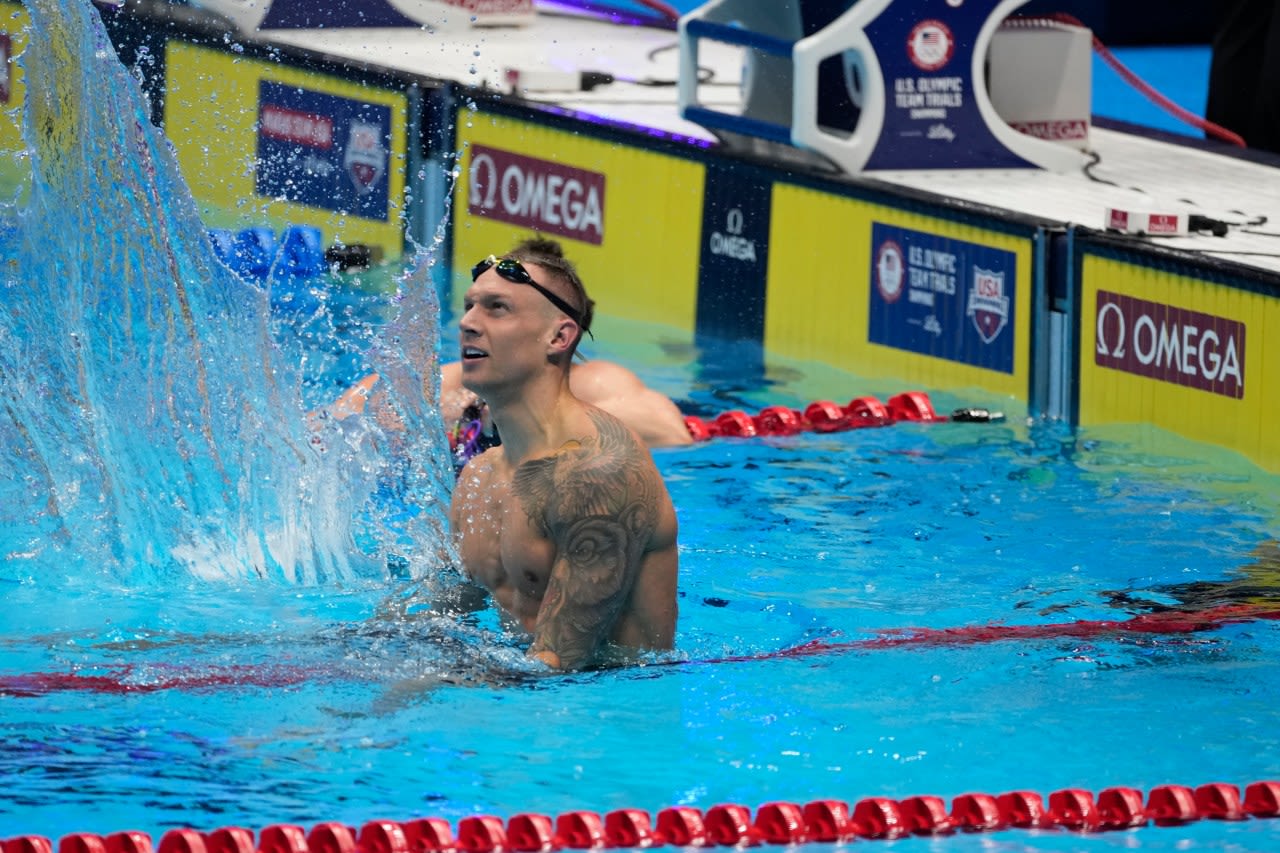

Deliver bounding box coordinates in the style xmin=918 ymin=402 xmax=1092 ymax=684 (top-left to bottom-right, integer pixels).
xmin=458 ymin=484 xmax=554 ymax=603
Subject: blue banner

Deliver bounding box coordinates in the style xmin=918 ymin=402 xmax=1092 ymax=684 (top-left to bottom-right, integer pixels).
xmin=255 ymin=81 xmax=392 ymax=222
xmin=696 ymin=163 xmax=772 ymax=346
xmin=868 ymin=222 xmax=1016 ymax=374
xmin=863 ymin=0 xmax=1032 ymax=169
xmin=260 ymin=0 xmax=418 ymax=29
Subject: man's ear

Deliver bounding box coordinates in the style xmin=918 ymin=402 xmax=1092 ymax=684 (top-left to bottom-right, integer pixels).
xmin=547 ymin=318 xmax=579 ymax=356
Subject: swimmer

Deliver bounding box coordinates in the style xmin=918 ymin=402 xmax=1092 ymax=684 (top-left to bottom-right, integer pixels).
xmin=449 ymin=240 xmax=679 ymax=670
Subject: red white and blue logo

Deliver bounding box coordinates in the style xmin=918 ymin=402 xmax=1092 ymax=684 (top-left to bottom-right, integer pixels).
xmin=967 ymin=267 xmax=1010 ymax=344
xmin=907 ymin=20 xmax=955 ymax=72
xmin=255 ymin=81 xmax=392 ymax=221
xmin=343 ymin=121 xmax=386 ymax=195
xmin=875 ymin=240 xmax=905 ymax=303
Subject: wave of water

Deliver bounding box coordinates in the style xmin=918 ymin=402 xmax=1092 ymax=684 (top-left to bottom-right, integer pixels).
xmin=0 ymin=0 xmax=454 ymax=588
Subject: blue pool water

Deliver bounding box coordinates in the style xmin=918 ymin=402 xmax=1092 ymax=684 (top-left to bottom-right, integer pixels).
xmin=3 ymin=2 xmax=1280 ymax=850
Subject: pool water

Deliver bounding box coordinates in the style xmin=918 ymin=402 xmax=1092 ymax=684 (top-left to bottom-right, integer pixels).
xmin=4 ymin=400 xmax=1280 ymax=850
xmin=4 ymin=2 xmax=1280 ymax=850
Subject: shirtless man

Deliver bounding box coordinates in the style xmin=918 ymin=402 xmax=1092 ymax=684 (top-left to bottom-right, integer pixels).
xmin=449 ymin=245 xmax=679 ymax=670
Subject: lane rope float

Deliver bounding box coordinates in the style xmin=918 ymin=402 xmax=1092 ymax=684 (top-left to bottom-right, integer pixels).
xmin=682 ymin=391 xmax=1002 ymax=441
xmin=3 ymin=779 xmax=1279 ymax=853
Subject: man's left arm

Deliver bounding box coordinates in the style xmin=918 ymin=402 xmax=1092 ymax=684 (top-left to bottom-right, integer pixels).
xmin=514 ymin=414 xmax=659 ymax=670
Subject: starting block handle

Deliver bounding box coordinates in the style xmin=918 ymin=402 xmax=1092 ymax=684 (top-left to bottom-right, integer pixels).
xmin=968 ymin=0 xmax=1089 ymax=171
xmin=679 ymin=0 xmax=801 ymax=143
xmin=684 ymin=19 xmax=794 ymax=57
xmin=791 ymin=0 xmax=888 ymax=173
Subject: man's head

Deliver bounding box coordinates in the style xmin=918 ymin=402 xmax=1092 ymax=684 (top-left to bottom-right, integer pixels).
xmin=459 ymin=237 xmax=595 ymax=395
xmin=506 ymin=237 xmax=595 ymax=351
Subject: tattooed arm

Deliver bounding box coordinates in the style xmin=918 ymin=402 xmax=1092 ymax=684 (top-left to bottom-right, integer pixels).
xmin=515 ymin=411 xmax=661 ymax=670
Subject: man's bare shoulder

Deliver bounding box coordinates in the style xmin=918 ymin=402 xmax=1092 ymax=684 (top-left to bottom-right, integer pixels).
xmin=569 ymin=360 xmax=647 ymax=402
xmin=562 ymin=405 xmax=660 ymax=478
xmin=512 ymin=407 xmax=663 ymax=532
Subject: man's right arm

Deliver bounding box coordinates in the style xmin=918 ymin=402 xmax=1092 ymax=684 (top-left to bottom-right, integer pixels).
xmin=443 ymin=458 xmax=492 ymax=616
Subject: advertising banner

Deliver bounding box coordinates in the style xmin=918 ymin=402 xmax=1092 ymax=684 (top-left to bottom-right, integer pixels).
xmin=765 ymin=182 xmax=1034 ymax=400
xmin=452 ymin=110 xmax=704 ymax=333
xmin=1077 ymin=251 xmax=1279 ymax=472
xmin=695 ymin=163 xmax=772 ymax=345
xmin=0 ymin=3 xmax=28 ymax=201
xmin=868 ymin=222 xmax=1017 ymax=374
xmin=164 ymin=41 xmax=409 ymax=260
xmin=862 ymin=0 xmax=1032 ymax=169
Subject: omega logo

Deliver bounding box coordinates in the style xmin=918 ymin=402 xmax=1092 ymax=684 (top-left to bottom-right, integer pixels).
xmin=709 ymin=207 xmax=757 ymax=261
xmin=1094 ymin=290 xmax=1244 ymax=399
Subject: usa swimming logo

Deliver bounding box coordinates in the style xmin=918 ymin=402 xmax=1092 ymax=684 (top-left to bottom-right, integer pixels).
xmin=343 ymin=121 xmax=386 ymax=196
xmin=255 ymin=81 xmax=392 ymax=221
xmin=967 ymin=267 xmax=1010 ymax=344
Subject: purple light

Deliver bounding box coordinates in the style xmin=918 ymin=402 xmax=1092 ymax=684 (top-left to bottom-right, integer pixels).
xmin=536 ymin=103 xmax=716 ymax=148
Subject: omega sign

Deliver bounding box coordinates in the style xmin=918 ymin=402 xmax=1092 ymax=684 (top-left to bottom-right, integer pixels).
xmin=1094 ymin=289 xmax=1244 ymax=399
xmin=468 ymin=144 xmax=605 ymax=245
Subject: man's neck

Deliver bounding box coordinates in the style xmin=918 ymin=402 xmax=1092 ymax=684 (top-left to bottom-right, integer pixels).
xmin=484 ymin=372 xmax=576 ymax=465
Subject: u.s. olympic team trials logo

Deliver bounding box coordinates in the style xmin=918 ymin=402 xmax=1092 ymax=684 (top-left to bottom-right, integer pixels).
xmin=875 ymin=239 xmax=905 ymax=303
xmin=343 ymin=121 xmax=386 ymax=196
xmin=907 ymin=19 xmax=955 ymax=72
xmin=967 ymin=266 xmax=1010 ymax=343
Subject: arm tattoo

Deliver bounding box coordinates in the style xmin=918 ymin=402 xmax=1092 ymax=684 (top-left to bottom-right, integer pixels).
xmin=513 ymin=411 xmax=657 ymax=669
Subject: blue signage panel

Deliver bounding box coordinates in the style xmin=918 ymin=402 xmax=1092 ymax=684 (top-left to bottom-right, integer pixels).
xmin=868 ymin=222 xmax=1016 ymax=373
xmin=863 ymin=0 xmax=1032 ymax=169
xmin=695 ymin=163 xmax=772 ymax=345
xmin=260 ymin=0 xmax=419 ymax=28
xmin=255 ymin=81 xmax=392 ymax=222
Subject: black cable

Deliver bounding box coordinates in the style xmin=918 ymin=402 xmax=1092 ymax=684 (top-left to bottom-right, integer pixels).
xmin=1188 ymin=214 xmax=1230 ymax=237
xmin=646 ymin=41 xmax=677 ymax=62
xmin=1082 ymin=150 xmax=1146 ymax=193
xmin=638 ymin=41 xmax=737 ymax=86
xmin=1087 ymin=155 xmax=1270 ymax=238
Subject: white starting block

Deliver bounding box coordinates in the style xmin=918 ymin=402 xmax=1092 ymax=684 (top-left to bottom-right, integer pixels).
xmin=678 ymin=0 xmax=1092 ymax=173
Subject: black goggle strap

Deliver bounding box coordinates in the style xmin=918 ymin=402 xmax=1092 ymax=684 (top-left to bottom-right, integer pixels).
xmin=472 ymin=255 xmax=593 ymax=340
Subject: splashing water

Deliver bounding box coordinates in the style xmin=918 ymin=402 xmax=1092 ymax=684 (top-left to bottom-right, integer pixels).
xmin=0 ymin=0 xmax=454 ymax=588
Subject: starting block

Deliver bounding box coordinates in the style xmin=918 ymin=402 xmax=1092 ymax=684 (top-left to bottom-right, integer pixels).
xmin=678 ymin=0 xmax=1092 ymax=173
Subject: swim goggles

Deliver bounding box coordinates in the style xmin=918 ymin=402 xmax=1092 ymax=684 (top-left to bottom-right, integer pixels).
xmin=471 ymin=255 xmax=592 ymax=338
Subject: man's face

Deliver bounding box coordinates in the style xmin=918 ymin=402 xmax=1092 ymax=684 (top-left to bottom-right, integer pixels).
xmin=458 ymin=262 xmax=558 ymax=394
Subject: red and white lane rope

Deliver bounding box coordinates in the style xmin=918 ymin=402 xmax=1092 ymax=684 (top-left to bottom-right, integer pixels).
xmin=4 ymin=780 xmax=1278 ymax=853
xmin=683 ymin=391 xmax=1001 ymax=441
